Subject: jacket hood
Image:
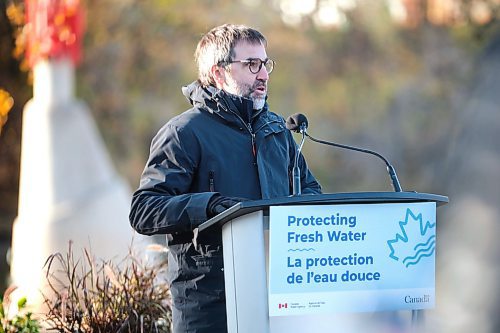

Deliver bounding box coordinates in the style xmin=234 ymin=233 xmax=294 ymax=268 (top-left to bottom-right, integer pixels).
xmin=182 ymin=81 xmax=216 ymax=109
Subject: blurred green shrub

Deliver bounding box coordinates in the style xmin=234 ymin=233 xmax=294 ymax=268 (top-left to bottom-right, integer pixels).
xmin=0 ymin=287 xmax=40 ymax=333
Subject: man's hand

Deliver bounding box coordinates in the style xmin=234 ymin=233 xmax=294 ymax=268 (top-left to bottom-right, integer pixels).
xmin=207 ymin=195 xmax=248 ymax=217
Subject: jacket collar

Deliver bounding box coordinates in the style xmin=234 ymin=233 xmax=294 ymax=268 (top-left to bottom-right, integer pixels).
xmin=182 ymin=81 xmax=267 ymax=124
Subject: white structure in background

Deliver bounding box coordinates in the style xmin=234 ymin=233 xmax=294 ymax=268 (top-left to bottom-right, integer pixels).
xmin=9 ymin=57 xmax=150 ymax=307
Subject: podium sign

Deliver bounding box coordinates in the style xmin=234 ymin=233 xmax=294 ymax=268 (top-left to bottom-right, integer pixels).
xmin=268 ymin=202 xmax=436 ymax=316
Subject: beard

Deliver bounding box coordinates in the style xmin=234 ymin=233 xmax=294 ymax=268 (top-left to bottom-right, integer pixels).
xmin=231 ymin=80 xmax=267 ymax=110
xmin=252 ymin=95 xmax=266 ymax=110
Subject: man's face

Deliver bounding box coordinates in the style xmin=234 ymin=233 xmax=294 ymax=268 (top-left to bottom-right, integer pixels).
xmin=219 ymin=41 xmax=270 ymax=110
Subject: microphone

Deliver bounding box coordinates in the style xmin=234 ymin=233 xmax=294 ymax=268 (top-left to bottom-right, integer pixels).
xmin=286 ymin=114 xmax=308 ymax=196
xmin=285 ymin=113 xmax=403 ymax=192
xmin=286 ymin=113 xmax=308 ymax=134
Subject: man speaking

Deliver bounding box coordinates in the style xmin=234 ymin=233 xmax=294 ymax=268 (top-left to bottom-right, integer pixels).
xmin=129 ymin=24 xmax=321 ymax=333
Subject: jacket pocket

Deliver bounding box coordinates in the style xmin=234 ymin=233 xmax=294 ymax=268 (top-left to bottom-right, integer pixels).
xmin=190 ymin=245 xmax=224 ymax=276
xmin=262 ymin=121 xmax=286 ymax=137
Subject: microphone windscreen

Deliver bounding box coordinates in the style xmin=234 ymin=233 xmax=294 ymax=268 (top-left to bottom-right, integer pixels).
xmin=286 ymin=113 xmax=309 ymax=132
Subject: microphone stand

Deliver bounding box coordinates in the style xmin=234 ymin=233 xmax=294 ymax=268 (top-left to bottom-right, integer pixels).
xmin=292 ymin=125 xmax=307 ymax=196
xmin=305 ymin=133 xmax=403 ymax=192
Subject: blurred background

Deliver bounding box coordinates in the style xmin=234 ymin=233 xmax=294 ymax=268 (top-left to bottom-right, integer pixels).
xmin=0 ymin=0 xmax=499 ymax=332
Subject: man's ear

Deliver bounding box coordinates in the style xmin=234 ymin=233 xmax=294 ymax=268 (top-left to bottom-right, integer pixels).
xmin=211 ymin=65 xmax=225 ymax=89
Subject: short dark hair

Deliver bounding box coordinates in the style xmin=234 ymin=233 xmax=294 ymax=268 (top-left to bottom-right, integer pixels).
xmin=195 ymin=24 xmax=267 ymax=87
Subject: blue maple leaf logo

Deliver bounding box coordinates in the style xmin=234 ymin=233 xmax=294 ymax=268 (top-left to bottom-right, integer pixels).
xmin=387 ymin=208 xmax=436 ymax=268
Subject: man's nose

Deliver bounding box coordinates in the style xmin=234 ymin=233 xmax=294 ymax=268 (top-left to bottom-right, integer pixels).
xmin=256 ymin=65 xmax=269 ymax=80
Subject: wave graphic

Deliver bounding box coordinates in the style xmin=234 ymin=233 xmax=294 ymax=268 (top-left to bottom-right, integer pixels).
xmin=287 ymin=248 xmax=316 ymax=252
xmin=413 ymin=235 xmax=436 ymax=251
xmin=403 ymin=238 xmax=436 ymax=264
xmin=404 ymin=247 xmax=435 ymax=268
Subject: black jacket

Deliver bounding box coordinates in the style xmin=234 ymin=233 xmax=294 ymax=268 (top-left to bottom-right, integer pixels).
xmin=130 ymin=81 xmax=321 ymax=332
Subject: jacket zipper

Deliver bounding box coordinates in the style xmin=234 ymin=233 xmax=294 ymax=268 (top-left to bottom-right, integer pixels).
xmin=217 ymin=99 xmax=257 ymax=159
xmin=209 ymin=171 xmax=215 ymax=192
xmin=249 ymin=123 xmax=256 ymax=158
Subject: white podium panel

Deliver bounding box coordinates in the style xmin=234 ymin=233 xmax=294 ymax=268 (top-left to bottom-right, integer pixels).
xmin=222 ymin=210 xmax=269 ymax=333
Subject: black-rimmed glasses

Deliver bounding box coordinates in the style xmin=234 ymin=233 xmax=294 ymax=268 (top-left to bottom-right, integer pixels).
xmin=222 ymin=58 xmax=275 ymax=74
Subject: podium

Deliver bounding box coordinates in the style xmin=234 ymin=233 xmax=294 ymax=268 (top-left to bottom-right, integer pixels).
xmin=198 ymin=192 xmax=448 ymax=333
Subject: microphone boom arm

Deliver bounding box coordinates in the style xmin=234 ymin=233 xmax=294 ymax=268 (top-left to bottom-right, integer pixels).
xmin=305 ymin=133 xmax=403 ymax=192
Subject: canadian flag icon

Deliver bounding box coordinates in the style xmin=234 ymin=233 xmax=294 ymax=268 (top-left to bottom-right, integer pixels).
xmin=278 ymin=303 xmax=288 ymax=309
